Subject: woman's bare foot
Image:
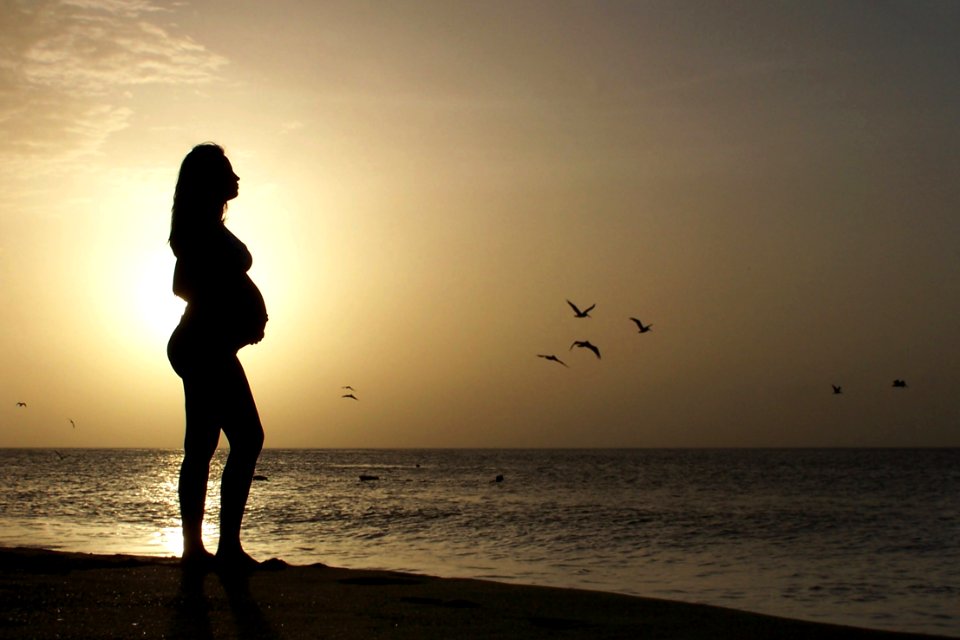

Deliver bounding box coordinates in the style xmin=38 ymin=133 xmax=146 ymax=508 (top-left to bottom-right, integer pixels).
xmin=181 ymin=548 xmax=216 ymax=572
xmin=215 ymin=548 xmax=259 ymax=574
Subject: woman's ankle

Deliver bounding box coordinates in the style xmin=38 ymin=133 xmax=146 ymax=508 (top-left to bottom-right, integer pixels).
xmin=182 ymin=539 xmax=210 ymax=557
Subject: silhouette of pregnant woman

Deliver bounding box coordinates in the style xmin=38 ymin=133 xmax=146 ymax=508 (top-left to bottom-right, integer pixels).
xmin=166 ymin=143 xmax=268 ymax=572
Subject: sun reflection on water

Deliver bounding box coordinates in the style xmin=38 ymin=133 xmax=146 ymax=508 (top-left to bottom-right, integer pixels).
xmin=137 ymin=460 xmax=224 ymax=558
xmin=148 ymin=522 xmax=217 ymax=558
xmin=0 ymin=448 xmax=228 ymax=560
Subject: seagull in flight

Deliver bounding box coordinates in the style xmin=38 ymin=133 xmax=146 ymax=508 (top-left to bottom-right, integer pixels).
xmin=570 ymin=340 xmax=601 ymax=359
xmin=15 ymin=402 xmax=26 ymax=407
xmin=342 ymin=393 xmax=359 ymax=400
xmin=629 ymin=317 xmax=652 ymax=333
xmin=342 ymin=385 xmax=354 ymax=391
xmin=566 ymin=300 xmax=595 ymax=318
xmin=69 ymin=419 xmax=76 ymax=429
xmin=832 ymin=385 xmax=842 ymax=395
xmin=537 ymin=354 xmax=569 ymax=367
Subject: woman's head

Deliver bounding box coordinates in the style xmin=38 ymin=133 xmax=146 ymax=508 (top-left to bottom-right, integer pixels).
xmin=173 ymin=143 xmax=239 ymax=210
xmin=170 ymin=143 xmax=240 ymax=252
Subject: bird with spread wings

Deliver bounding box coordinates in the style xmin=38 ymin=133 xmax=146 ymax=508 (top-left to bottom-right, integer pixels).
xmin=570 ymin=340 xmax=601 ymax=359
xmin=566 ymin=300 xmax=595 ymax=318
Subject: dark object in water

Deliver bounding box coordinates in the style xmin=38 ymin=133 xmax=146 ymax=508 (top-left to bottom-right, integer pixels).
xmin=494 ymin=474 xmax=504 ymax=483
xmin=359 ymin=474 xmax=379 ymax=481
xmin=892 ymin=379 xmax=908 ymax=388
xmin=253 ymin=475 xmax=268 ymax=481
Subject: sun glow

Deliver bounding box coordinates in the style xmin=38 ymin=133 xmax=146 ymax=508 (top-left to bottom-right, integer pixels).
xmin=135 ymin=248 xmax=185 ymax=343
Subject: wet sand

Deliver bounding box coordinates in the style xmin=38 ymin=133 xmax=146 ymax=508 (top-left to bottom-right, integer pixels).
xmin=0 ymin=547 xmax=948 ymax=639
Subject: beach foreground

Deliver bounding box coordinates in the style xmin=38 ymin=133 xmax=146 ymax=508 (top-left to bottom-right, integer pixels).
xmin=0 ymin=547 xmax=948 ymax=640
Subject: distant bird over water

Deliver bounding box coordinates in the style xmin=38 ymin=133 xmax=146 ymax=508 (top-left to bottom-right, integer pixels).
xmin=832 ymin=385 xmax=843 ymax=395
xmin=15 ymin=402 xmax=26 ymax=407
xmin=342 ymin=393 xmax=359 ymax=400
xmin=342 ymin=385 xmax=354 ymax=391
xmin=537 ymin=354 xmax=568 ymax=367
xmin=69 ymin=419 xmax=76 ymax=429
xmin=892 ymin=379 xmax=908 ymax=388
xmin=570 ymin=340 xmax=601 ymax=359
xmin=566 ymin=300 xmax=595 ymax=318
xmin=629 ymin=317 xmax=652 ymax=333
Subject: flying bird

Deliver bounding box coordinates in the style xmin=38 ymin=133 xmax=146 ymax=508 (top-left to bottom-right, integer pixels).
xmin=570 ymin=340 xmax=601 ymax=359
xmin=342 ymin=385 xmax=354 ymax=391
xmin=630 ymin=317 xmax=652 ymax=333
xmin=566 ymin=300 xmax=595 ymax=318
xmin=832 ymin=385 xmax=842 ymax=395
xmin=892 ymin=379 xmax=908 ymax=388
xmin=537 ymin=354 xmax=569 ymax=367
xmin=342 ymin=393 xmax=359 ymax=400
xmin=69 ymin=419 xmax=76 ymax=429
xmin=15 ymin=402 xmax=26 ymax=407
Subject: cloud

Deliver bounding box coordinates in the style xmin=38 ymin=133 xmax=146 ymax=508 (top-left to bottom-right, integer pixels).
xmin=279 ymin=120 xmax=305 ymax=135
xmin=18 ymin=9 xmax=226 ymax=95
xmin=0 ymin=0 xmax=226 ymax=181
xmin=59 ymin=0 xmax=164 ymax=18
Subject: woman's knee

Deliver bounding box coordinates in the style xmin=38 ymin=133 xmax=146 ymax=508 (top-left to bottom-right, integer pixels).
xmin=245 ymin=427 xmax=265 ymax=458
xmin=181 ymin=445 xmax=216 ymax=471
xmin=244 ymin=427 xmax=264 ymax=456
xmin=228 ymin=424 xmax=263 ymax=462
xmin=183 ymin=425 xmax=220 ymax=464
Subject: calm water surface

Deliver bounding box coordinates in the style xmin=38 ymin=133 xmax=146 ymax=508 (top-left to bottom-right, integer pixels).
xmin=0 ymin=448 xmax=957 ymax=637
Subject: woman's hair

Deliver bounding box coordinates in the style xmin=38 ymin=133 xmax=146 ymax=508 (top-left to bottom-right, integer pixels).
xmin=169 ymin=142 xmax=230 ymax=256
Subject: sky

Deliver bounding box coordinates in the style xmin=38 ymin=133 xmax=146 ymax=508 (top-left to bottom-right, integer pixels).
xmin=1 ymin=0 xmax=958 ymax=448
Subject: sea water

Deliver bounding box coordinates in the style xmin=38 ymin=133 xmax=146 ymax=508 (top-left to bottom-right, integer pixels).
xmin=0 ymin=448 xmax=957 ymax=637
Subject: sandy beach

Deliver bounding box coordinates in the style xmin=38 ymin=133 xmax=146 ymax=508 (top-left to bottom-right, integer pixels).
xmin=0 ymin=547 xmax=950 ymax=640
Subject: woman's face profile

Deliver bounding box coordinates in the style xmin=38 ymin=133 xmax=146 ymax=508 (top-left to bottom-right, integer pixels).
xmin=223 ymin=158 xmax=240 ymax=202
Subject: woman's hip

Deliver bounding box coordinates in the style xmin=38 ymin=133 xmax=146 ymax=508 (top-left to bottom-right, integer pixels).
xmin=168 ymin=319 xmax=238 ymax=378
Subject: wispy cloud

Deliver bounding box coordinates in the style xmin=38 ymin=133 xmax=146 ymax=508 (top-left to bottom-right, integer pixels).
xmin=279 ymin=120 xmax=305 ymax=135
xmin=59 ymin=0 xmax=165 ymax=18
xmin=0 ymin=0 xmax=226 ymax=181
xmin=18 ymin=7 xmax=226 ymax=95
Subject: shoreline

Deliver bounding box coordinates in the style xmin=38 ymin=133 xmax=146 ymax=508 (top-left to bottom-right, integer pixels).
xmin=0 ymin=547 xmax=950 ymax=639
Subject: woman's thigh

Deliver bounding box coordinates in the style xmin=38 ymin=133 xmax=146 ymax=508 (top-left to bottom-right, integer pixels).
xmin=181 ymin=353 xmax=262 ymax=452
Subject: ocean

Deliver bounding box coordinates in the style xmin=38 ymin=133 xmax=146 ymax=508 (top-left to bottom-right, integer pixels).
xmin=0 ymin=448 xmax=957 ymax=637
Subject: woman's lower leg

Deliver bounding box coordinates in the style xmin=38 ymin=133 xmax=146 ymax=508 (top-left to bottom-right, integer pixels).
xmin=179 ymin=453 xmax=212 ymax=558
xmin=217 ymin=443 xmax=260 ymax=555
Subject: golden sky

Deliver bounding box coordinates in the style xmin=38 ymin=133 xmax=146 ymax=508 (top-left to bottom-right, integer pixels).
xmin=2 ymin=0 xmax=958 ymax=448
